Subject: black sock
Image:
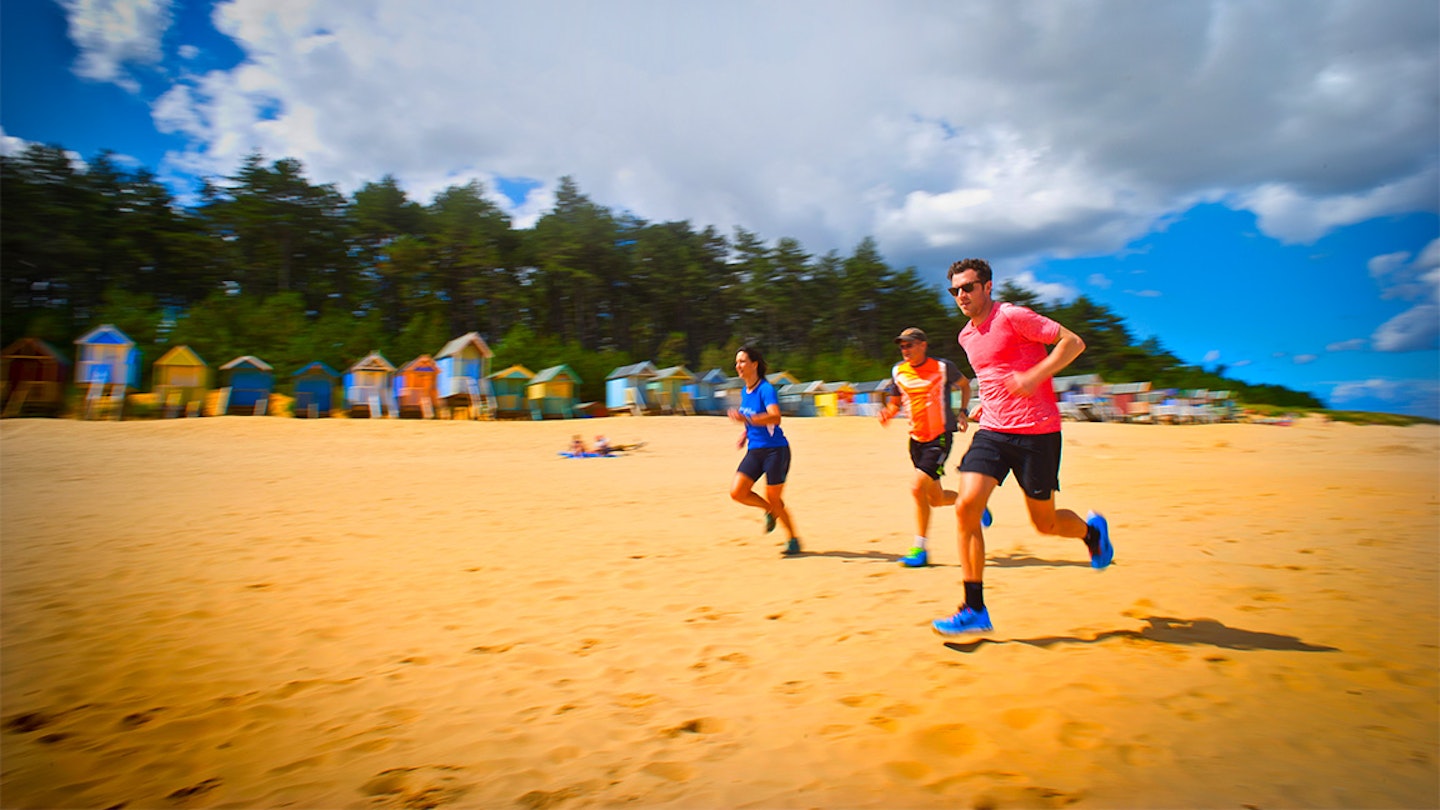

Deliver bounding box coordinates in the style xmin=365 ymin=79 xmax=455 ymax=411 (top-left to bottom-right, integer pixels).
xmin=963 ymin=580 xmax=985 ymax=612
xmin=1083 ymin=524 xmax=1101 ymax=555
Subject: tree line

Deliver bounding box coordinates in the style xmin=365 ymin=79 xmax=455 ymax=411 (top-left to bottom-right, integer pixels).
xmin=0 ymin=144 xmax=1320 ymax=408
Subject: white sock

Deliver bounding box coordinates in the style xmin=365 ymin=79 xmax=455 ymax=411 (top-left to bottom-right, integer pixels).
xmin=915 ymin=535 xmax=927 ymax=550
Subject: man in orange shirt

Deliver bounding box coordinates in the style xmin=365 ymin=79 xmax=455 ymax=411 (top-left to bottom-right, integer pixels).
xmin=879 ymin=327 xmax=975 ymax=567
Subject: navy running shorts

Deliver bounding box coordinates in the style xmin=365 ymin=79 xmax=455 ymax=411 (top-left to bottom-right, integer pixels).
xmin=736 ymin=444 xmax=791 ymax=485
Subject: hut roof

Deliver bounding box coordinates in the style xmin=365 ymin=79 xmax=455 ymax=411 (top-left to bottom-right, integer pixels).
xmin=349 ymin=351 xmax=396 ymax=373
xmin=74 ymin=323 xmax=134 ymax=347
xmin=3 ymin=337 xmax=69 ymax=363
xmin=767 ymin=371 xmax=800 ymax=386
xmin=292 ymin=361 xmax=340 ymax=379
xmin=607 ymin=361 xmax=659 ymax=380
xmin=531 ymin=364 xmax=581 ymax=385
xmin=653 ymin=365 xmax=695 ymax=382
xmin=700 ymin=368 xmax=729 ymax=384
xmin=823 ymin=381 xmax=855 ymax=393
xmin=779 ymin=381 xmax=826 ymax=395
xmin=436 ymin=332 xmax=493 ymax=359
xmin=221 ymin=355 xmax=273 ymax=372
xmin=488 ymin=364 xmax=535 ymax=380
xmin=156 ymin=345 xmax=207 ymax=367
xmin=852 ymin=380 xmax=890 ymax=394
xmin=1053 ymin=373 xmax=1103 ymax=393
xmin=401 ymin=354 xmax=439 ymax=373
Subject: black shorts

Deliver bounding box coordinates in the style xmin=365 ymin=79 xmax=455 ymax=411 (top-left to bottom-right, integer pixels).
xmin=737 ymin=445 xmax=791 ymax=485
xmin=958 ymin=429 xmax=1062 ymax=500
xmin=909 ymin=433 xmax=953 ymax=480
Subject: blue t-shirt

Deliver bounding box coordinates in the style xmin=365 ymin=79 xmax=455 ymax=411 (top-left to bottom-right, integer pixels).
xmin=740 ymin=379 xmax=787 ymax=448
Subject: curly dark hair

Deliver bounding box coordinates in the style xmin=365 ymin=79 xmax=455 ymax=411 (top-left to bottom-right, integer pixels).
xmin=946 ymin=258 xmax=993 ymax=284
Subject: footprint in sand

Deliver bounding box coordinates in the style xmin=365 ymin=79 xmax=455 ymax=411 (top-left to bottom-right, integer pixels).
xmin=1057 ymin=721 xmax=1106 ymax=750
xmin=913 ymin=723 xmax=995 ymax=758
xmin=361 ymin=765 xmax=471 ymax=808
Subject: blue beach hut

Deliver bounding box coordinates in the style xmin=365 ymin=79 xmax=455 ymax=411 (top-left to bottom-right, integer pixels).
xmin=220 ymin=356 xmax=275 ymax=415
xmin=606 ymin=361 xmax=659 ymax=414
xmin=696 ymin=368 xmax=729 ymax=415
xmin=292 ymin=362 xmax=339 ymax=417
xmin=435 ymin=332 xmax=495 ymax=417
xmin=345 ymin=351 xmax=397 ymax=418
xmin=74 ymin=324 xmax=139 ymax=387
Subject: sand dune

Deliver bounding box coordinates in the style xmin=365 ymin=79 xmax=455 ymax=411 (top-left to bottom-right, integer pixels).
xmin=2 ymin=415 xmax=1436 ymax=809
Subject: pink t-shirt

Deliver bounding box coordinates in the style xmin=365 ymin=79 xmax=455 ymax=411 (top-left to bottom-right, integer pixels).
xmin=959 ymin=302 xmax=1063 ymax=435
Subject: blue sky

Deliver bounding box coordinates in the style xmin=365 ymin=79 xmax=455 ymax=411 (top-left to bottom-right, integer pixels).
xmin=3 ymin=0 xmax=1437 ymax=416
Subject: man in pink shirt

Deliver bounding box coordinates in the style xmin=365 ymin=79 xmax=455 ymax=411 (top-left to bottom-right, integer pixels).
xmin=933 ymin=258 xmax=1114 ymax=636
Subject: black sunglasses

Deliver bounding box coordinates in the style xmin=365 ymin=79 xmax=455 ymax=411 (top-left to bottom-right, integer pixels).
xmin=948 ymin=281 xmax=982 ymax=296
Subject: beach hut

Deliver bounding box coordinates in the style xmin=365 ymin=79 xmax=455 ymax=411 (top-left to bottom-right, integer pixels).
xmin=767 ymin=371 xmax=800 ymax=388
xmin=153 ymin=345 xmax=210 ymax=417
xmin=487 ymin=364 xmax=534 ymax=417
xmin=778 ymin=380 xmax=825 ymax=417
xmin=74 ymin=323 xmax=139 ymax=419
xmin=435 ymin=332 xmax=495 ymax=418
xmin=851 ymin=380 xmax=890 ymax=417
xmin=816 ymin=381 xmax=855 ymax=417
xmin=292 ymin=361 xmax=339 ymax=418
xmin=219 ymin=356 xmax=275 ymax=415
xmin=345 ymin=351 xmax=397 ymax=418
xmin=715 ymin=375 xmax=745 ymax=415
xmin=527 ymin=364 xmax=582 ymax=419
xmin=695 ymin=368 xmax=729 ymax=415
xmin=394 ymin=354 xmax=441 ymax=418
xmin=1 ymin=338 xmax=69 ymax=417
xmin=606 ymin=361 xmax=659 ymax=415
xmin=648 ymin=365 xmax=696 ymax=414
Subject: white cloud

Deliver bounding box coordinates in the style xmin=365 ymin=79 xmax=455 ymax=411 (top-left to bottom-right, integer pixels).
xmin=139 ymin=0 xmax=1437 ymax=274
xmin=1230 ymin=359 xmax=1253 ymax=368
xmin=1326 ymin=338 xmax=1368 ymax=352
xmin=1366 ymin=238 xmax=1440 ymax=351
xmin=59 ymin=0 xmax=174 ymax=92
xmin=1004 ymin=270 xmax=1076 ymax=304
xmin=1372 ymin=304 xmax=1440 ymax=352
xmin=1124 ymin=289 xmax=1163 ymax=298
xmin=1293 ymin=354 xmax=1319 ymax=364
xmin=1087 ymin=274 xmax=1112 ymax=289
xmin=1203 ymin=350 xmax=1221 ymax=363
xmin=1330 ymin=378 xmax=1440 ymax=418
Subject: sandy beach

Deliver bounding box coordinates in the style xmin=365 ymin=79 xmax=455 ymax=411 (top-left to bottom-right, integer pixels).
xmin=1 ymin=414 xmax=1436 ymax=809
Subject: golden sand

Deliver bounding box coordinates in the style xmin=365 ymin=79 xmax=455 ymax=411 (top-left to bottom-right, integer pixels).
xmin=2 ymin=415 xmax=1436 ymax=808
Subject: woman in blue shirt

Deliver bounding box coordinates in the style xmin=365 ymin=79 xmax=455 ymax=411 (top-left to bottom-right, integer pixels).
xmin=727 ymin=345 xmax=801 ymax=556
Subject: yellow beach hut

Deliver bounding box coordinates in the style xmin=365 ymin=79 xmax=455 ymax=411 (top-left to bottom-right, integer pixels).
xmin=648 ymin=365 xmax=696 ymax=414
xmin=527 ymin=364 xmax=581 ymax=419
xmin=153 ymin=345 xmax=210 ymax=417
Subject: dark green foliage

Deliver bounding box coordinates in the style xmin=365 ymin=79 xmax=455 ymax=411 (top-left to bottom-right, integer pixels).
xmin=0 ymin=143 xmax=1321 ymax=409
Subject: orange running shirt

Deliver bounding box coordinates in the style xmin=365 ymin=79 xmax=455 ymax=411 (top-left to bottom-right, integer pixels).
xmin=887 ymin=356 xmax=964 ymax=442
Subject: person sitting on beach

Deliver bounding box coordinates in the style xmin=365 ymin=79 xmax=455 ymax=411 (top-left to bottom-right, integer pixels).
xmin=934 ymin=257 xmax=1115 ymax=637
xmin=594 ymin=435 xmax=612 ymax=456
xmin=569 ymin=434 xmax=589 ymax=455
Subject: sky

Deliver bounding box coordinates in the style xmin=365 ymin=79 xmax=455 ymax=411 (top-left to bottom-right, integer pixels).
xmin=2 ymin=0 xmax=1437 ymax=417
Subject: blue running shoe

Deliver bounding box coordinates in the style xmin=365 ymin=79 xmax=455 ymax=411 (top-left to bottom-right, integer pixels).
xmin=1087 ymin=511 xmax=1114 ymax=569
xmin=764 ymin=512 xmax=777 ymax=534
xmin=932 ymin=605 xmax=993 ymax=636
xmin=782 ymin=538 xmax=802 ymax=556
xmin=982 ymin=507 xmax=993 ymax=528
xmin=900 ymin=547 xmax=928 ymax=567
